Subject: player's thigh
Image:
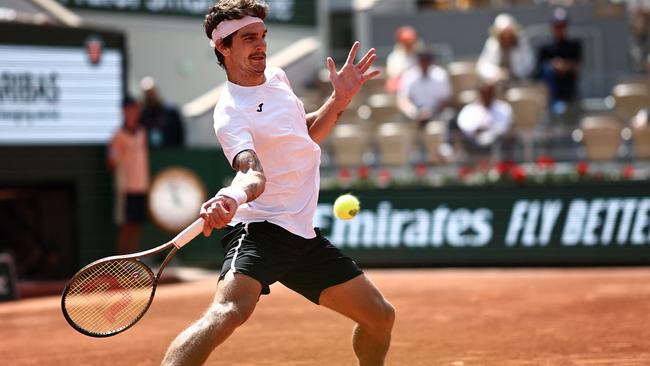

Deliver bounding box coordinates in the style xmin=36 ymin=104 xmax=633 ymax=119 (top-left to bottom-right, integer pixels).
xmin=209 ymin=271 xmax=262 ymax=323
xmin=319 ymin=274 xmax=394 ymax=328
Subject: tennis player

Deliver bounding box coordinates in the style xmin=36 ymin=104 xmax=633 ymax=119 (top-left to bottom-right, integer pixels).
xmin=161 ymin=1 xmax=394 ymax=365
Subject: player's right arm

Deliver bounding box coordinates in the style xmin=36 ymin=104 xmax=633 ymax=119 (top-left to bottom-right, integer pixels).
xmin=200 ymin=149 xmax=266 ymax=236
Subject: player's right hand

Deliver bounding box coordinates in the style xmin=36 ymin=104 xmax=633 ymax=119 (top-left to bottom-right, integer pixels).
xmin=200 ymin=196 xmax=238 ymax=236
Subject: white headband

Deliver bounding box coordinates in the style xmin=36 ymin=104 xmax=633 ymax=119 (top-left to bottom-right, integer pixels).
xmin=210 ymin=15 xmax=264 ymax=48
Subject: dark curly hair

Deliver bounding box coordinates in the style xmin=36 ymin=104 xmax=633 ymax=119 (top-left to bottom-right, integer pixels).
xmin=204 ymin=0 xmax=269 ymax=68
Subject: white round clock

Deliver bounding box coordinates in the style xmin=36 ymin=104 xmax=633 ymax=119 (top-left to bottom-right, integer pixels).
xmin=148 ymin=166 xmax=207 ymax=233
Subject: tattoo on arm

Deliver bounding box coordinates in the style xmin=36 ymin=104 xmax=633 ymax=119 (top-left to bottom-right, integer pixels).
xmin=231 ymin=149 xmax=266 ymax=202
xmin=233 ymin=149 xmax=263 ymax=174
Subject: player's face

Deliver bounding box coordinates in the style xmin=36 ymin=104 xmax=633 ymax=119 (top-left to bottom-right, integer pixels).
xmin=224 ymin=22 xmax=267 ymax=84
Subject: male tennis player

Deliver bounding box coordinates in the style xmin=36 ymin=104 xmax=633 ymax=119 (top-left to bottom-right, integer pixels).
xmin=161 ymin=1 xmax=394 ymax=365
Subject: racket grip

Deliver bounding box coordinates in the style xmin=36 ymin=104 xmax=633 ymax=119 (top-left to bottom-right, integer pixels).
xmin=172 ymin=218 xmax=205 ymax=249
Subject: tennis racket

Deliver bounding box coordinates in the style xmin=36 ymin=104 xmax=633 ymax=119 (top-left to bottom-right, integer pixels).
xmin=61 ymin=218 xmax=205 ymax=337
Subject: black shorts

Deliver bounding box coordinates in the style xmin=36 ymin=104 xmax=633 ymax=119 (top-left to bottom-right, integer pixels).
xmin=124 ymin=193 xmax=147 ymax=224
xmin=219 ymin=221 xmax=363 ymax=304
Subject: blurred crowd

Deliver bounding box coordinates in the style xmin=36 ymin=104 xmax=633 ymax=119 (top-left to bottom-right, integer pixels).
xmin=107 ymin=77 xmax=186 ymax=254
xmin=306 ymin=3 xmax=650 ymax=177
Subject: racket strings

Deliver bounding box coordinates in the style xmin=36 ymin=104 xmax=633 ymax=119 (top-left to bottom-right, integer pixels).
xmin=64 ymin=260 xmax=155 ymax=335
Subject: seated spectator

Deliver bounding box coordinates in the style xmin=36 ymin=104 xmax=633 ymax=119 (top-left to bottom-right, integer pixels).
xmin=457 ymin=79 xmax=513 ymax=160
xmin=632 ymin=107 xmax=650 ymax=129
xmin=535 ymin=8 xmax=582 ymax=113
xmin=139 ymin=76 xmax=185 ymax=148
xmin=477 ymin=13 xmax=535 ymax=83
xmin=397 ymin=47 xmax=452 ymax=129
xmin=627 ymin=0 xmax=650 ymax=72
xmin=385 ymin=26 xmax=420 ymax=93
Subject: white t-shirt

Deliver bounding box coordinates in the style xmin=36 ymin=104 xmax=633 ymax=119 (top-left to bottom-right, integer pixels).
xmin=457 ymin=100 xmax=512 ymax=147
xmin=213 ymin=67 xmax=321 ymax=239
xmin=398 ymin=65 xmax=451 ymax=113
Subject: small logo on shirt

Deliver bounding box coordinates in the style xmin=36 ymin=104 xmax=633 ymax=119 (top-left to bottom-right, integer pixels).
xmin=257 ymin=103 xmax=264 ymax=112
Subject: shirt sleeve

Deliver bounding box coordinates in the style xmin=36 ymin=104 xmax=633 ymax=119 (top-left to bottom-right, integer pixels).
xmin=214 ymin=106 xmax=255 ymax=168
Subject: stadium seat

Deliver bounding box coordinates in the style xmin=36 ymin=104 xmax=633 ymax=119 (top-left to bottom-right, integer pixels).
xmin=612 ymin=83 xmax=650 ymax=121
xmin=330 ymin=124 xmax=370 ymax=167
xmin=360 ymin=69 xmax=388 ymax=98
xmin=632 ymin=124 xmax=650 ymax=159
xmin=366 ymin=104 xmax=402 ymax=124
xmin=579 ymin=115 xmax=623 ymax=161
xmin=447 ymin=60 xmax=479 ymax=107
xmin=506 ymin=90 xmax=541 ymax=162
xmin=507 ymin=82 xmax=549 ymax=113
xmin=376 ymin=122 xmax=417 ymax=166
xmin=337 ymin=105 xmax=362 ymax=124
xmin=358 ymin=92 xmax=403 ymax=133
xmin=456 ymin=89 xmax=479 ymax=107
xmin=422 ymin=120 xmax=446 ymax=164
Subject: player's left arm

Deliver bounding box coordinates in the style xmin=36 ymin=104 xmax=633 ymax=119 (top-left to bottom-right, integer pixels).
xmin=306 ymin=41 xmax=380 ymax=144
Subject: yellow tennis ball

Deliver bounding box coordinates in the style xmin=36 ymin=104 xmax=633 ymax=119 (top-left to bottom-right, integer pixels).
xmin=333 ymin=194 xmax=360 ymax=220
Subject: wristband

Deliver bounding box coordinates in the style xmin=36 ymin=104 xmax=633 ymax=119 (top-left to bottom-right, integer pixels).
xmin=216 ymin=187 xmax=248 ymax=206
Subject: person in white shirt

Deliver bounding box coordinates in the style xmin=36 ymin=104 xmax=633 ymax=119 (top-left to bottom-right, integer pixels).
xmin=161 ymin=1 xmax=394 ymax=365
xmin=397 ymin=48 xmax=452 ymax=128
xmin=385 ymin=25 xmax=419 ymax=93
xmin=457 ymin=79 xmax=513 ymax=160
xmin=477 ymin=13 xmax=535 ymax=82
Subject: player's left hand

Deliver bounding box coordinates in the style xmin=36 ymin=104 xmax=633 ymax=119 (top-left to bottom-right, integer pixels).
xmin=327 ymin=41 xmax=380 ymax=102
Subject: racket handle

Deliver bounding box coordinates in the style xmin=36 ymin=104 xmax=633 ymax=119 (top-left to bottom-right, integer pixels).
xmin=172 ymin=218 xmax=205 ymax=249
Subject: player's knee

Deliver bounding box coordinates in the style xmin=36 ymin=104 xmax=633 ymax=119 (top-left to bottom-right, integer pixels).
xmin=205 ymin=301 xmax=252 ymax=330
xmin=365 ymin=299 xmax=395 ymax=333
xmin=379 ymin=300 xmax=396 ymax=331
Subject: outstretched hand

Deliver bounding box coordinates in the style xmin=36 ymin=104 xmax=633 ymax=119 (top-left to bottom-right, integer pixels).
xmin=327 ymin=41 xmax=380 ymax=102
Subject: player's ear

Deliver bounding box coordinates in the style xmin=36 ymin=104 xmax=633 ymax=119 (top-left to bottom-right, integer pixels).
xmin=215 ymin=40 xmax=230 ymax=57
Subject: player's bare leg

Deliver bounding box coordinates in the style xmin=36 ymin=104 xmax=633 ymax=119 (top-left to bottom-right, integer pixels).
xmin=161 ymin=271 xmax=262 ymax=366
xmin=319 ymin=274 xmax=395 ymax=366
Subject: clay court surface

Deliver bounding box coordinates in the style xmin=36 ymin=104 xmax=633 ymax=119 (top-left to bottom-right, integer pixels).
xmin=2 ymin=268 xmax=650 ymax=365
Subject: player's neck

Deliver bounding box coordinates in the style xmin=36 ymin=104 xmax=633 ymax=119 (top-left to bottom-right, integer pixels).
xmin=226 ymin=70 xmax=266 ymax=87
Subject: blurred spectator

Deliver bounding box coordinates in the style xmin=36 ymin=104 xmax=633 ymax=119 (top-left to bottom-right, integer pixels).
xmin=627 ymin=0 xmax=650 ymax=72
xmin=535 ymin=8 xmax=582 ymax=113
xmin=385 ymin=26 xmax=420 ymax=93
xmin=457 ymin=79 xmax=513 ymax=161
xmin=477 ymin=14 xmax=535 ymax=83
xmin=139 ymin=76 xmax=185 ymax=148
xmin=397 ymin=47 xmax=452 ymax=129
xmin=108 ymin=96 xmax=150 ymax=255
xmin=632 ymin=106 xmax=650 ymax=129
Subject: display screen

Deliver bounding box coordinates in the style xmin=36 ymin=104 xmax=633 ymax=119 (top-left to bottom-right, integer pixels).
xmin=0 ymin=44 xmax=123 ymax=144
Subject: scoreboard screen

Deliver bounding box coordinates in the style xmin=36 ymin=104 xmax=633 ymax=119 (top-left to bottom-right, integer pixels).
xmin=0 ymin=23 xmax=125 ymax=145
